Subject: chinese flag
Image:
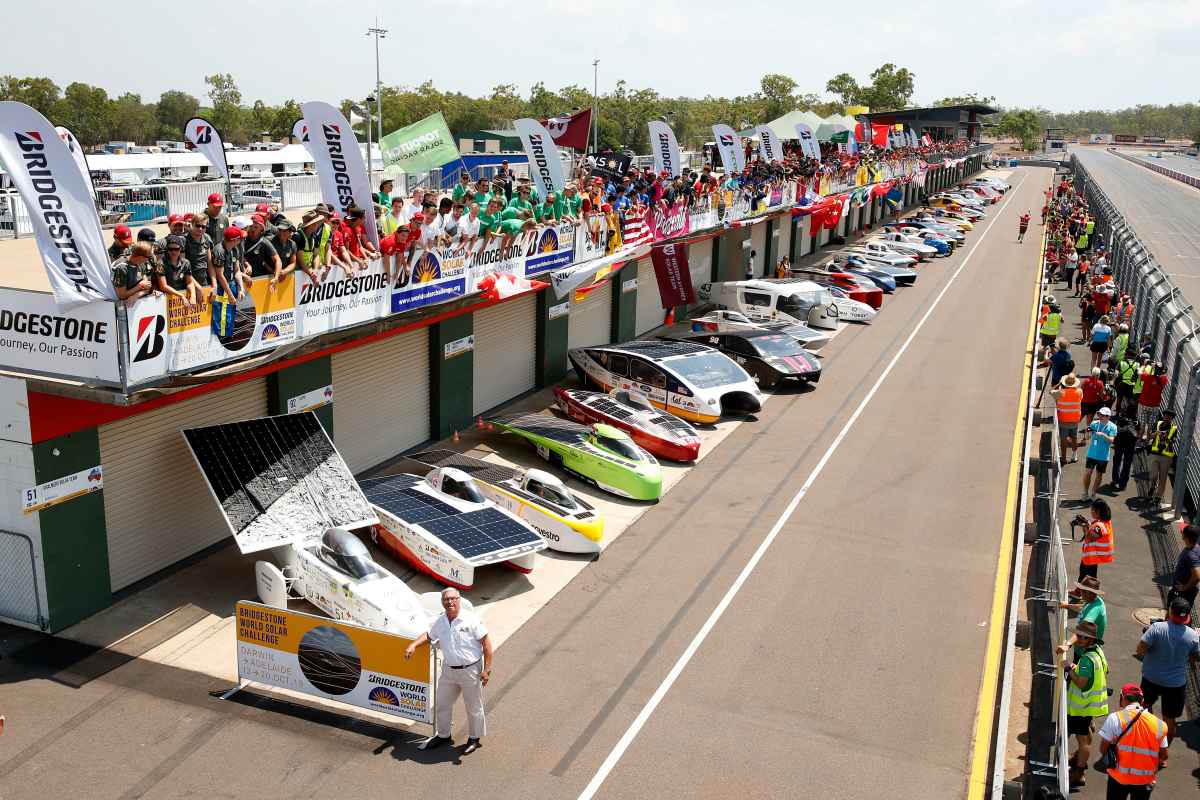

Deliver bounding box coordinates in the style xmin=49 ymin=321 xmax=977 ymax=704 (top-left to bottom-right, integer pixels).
xmin=871 ymin=124 xmax=890 ymax=148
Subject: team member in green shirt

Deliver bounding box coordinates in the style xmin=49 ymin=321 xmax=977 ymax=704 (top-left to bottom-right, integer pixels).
xmin=451 ymin=171 xmax=473 ymax=205
xmin=1058 ymin=575 xmax=1108 ymax=656
xmin=506 ymin=185 xmax=534 ymax=217
xmin=534 ymin=191 xmax=564 ymax=223
xmin=495 ymin=217 xmax=536 ymax=248
xmin=561 ymin=183 xmax=583 ymax=221
xmin=478 ymin=197 xmax=505 ymax=239
xmin=374 ymin=178 xmax=393 ymax=209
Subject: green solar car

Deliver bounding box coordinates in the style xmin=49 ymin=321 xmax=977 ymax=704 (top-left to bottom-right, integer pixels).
xmin=489 ymin=413 xmax=663 ymax=501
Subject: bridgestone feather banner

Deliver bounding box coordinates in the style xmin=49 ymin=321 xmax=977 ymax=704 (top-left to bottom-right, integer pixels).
xmin=54 ymin=126 xmax=96 ymax=199
xmin=184 ymin=116 xmax=231 ymax=180
xmin=0 ymin=102 xmax=116 ymax=308
xmin=711 ymin=123 xmax=745 ymax=173
xmin=302 ymin=101 xmax=379 ymax=245
xmin=648 ymin=120 xmax=682 ymax=177
xmin=515 ymin=118 xmax=567 ymax=196
xmin=756 ymin=125 xmax=784 ymax=164
xmin=794 ymin=122 xmax=819 ymax=159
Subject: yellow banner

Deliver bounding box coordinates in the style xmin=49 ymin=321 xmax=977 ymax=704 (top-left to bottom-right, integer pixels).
xmin=168 ymin=275 xmax=296 ymax=334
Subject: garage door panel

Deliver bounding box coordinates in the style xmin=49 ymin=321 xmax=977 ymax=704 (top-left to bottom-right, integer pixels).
xmin=100 ymin=379 xmax=267 ymax=591
xmin=689 ymin=239 xmax=713 ymax=296
xmin=635 ymin=259 xmax=665 ymax=335
xmin=473 ymin=294 xmax=537 ymax=415
xmin=750 ymin=223 xmax=767 ymax=277
xmin=333 ymin=329 xmax=430 ymax=474
xmin=569 ymin=284 xmax=613 ymax=350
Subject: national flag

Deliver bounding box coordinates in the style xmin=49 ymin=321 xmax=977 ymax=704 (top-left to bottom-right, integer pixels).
xmin=871 ymin=124 xmax=890 ymax=148
xmin=920 ymin=134 xmax=933 ymax=147
xmin=621 ymin=207 xmax=651 ymax=248
xmin=540 ymin=108 xmax=592 ymax=150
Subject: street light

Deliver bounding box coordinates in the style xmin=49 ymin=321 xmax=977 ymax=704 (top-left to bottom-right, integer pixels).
xmin=366 ymin=22 xmax=388 ymax=164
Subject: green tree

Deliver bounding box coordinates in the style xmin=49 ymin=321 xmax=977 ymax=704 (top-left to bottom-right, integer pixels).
xmin=858 ymin=63 xmax=915 ymax=111
xmin=53 ymin=82 xmax=113 ymax=145
xmin=110 ymin=93 xmax=159 ymax=144
xmin=936 ymin=93 xmax=996 ymax=107
xmin=825 ymin=73 xmax=861 ymax=107
xmin=998 ymin=110 xmax=1042 ymax=151
xmin=0 ymin=75 xmax=61 ymax=117
xmin=205 ymin=73 xmax=246 ymax=142
xmin=155 ymin=90 xmax=200 ymax=140
xmin=271 ymin=99 xmax=302 ymax=140
xmin=758 ymin=73 xmax=798 ymax=121
xmin=486 ymin=84 xmax=526 ymax=128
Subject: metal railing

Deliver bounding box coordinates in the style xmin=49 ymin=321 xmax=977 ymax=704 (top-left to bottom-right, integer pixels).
xmin=1074 ymin=154 xmax=1200 ymax=514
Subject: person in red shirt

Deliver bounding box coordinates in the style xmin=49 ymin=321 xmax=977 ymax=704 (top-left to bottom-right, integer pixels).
xmin=1018 ymin=212 xmax=1031 ymax=242
xmin=345 ymin=206 xmax=379 ymax=263
xmin=1093 ymin=285 xmax=1112 ymax=317
xmin=1081 ymin=367 xmax=1107 ymax=427
xmin=1137 ymin=363 xmax=1169 ymax=439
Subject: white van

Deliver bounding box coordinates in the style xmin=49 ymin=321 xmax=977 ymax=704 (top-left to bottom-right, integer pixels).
xmin=697 ymin=279 xmax=839 ymax=330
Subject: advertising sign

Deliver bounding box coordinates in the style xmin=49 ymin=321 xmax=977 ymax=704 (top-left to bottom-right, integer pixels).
xmin=648 ymin=120 xmax=682 ymax=178
xmin=712 ymin=124 xmax=746 ymax=173
xmin=302 ymin=101 xmax=379 ymax=245
xmin=184 ymin=117 xmax=231 ymax=181
xmin=645 ymin=200 xmax=691 ymax=242
xmin=295 ymin=263 xmax=391 ymax=339
xmin=380 ymin=112 xmax=459 ymax=174
xmin=0 ymin=102 xmax=117 ymax=308
xmin=650 ymin=242 xmax=695 ymax=308
xmin=514 ymin=118 xmax=566 ymax=196
xmin=22 ymin=464 xmax=103 ymax=514
xmin=756 ymin=125 xmax=784 ymax=164
xmin=0 ymin=287 xmax=120 ymax=384
xmin=235 ymin=601 xmax=434 ymax=724
xmin=286 ymin=385 xmax=333 ymax=414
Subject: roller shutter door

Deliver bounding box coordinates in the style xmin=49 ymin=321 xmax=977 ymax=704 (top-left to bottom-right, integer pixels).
xmin=99 ymin=378 xmax=268 ymax=591
xmin=816 ymin=224 xmax=830 ymax=249
xmin=473 ymin=294 xmax=537 ymax=414
xmin=796 ymin=216 xmax=811 ymax=257
xmin=689 ymin=239 xmax=713 ymax=294
xmin=568 ymin=284 xmax=613 ymax=350
xmin=635 ymin=259 xmax=665 ymax=334
xmin=750 ymin=223 xmax=767 ymax=277
xmin=774 ymin=220 xmax=791 ymax=269
xmin=848 ymin=204 xmax=861 ymax=234
xmin=333 ymin=329 xmax=430 ymax=474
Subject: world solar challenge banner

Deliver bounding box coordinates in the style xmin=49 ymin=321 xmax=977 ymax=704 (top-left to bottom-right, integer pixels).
xmin=235 ymin=601 xmax=434 ymax=724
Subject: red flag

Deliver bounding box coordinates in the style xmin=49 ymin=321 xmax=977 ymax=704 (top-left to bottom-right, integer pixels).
xmin=650 ymin=242 xmax=695 ymax=308
xmin=871 ymin=124 xmax=890 ymax=148
xmin=539 ymin=108 xmax=592 ymax=150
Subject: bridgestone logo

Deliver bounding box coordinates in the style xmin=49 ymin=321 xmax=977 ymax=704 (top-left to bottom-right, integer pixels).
xmin=658 ymin=133 xmax=674 ymax=176
xmin=0 ymin=309 xmax=107 ymax=341
xmin=761 ymin=133 xmax=776 ymax=162
xmin=321 ymin=124 xmax=356 ymax=214
xmin=300 ymin=272 xmax=388 ymax=304
xmin=528 ymin=134 xmax=555 ymax=195
xmin=14 ymin=132 xmax=94 ymax=293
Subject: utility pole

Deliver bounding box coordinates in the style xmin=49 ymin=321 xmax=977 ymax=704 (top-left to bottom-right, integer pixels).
xmin=592 ymin=58 xmax=600 ymax=155
xmin=367 ymin=21 xmax=388 ymax=179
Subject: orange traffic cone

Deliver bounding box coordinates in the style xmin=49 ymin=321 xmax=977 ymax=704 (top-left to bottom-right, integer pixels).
xmin=664 ymin=308 xmax=675 ymax=326
xmin=452 ymin=430 xmax=460 ymax=443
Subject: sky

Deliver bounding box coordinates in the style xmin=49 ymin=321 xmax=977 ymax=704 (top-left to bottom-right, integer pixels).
xmin=7 ymin=0 xmax=1200 ymax=112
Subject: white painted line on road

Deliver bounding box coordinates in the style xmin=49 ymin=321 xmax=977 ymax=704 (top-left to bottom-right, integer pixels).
xmin=576 ymin=170 xmax=1031 ymax=800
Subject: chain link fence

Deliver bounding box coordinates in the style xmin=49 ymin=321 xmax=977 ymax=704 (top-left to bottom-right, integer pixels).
xmin=0 ymin=529 xmax=45 ymax=629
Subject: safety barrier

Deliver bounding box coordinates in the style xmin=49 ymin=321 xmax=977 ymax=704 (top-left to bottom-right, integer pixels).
xmin=1108 ymin=148 xmax=1200 ymax=190
xmin=0 ymin=529 xmax=45 ymax=630
xmin=1073 ymin=154 xmax=1200 ymax=515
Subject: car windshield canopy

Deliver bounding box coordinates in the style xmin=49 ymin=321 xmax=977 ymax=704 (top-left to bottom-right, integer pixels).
xmin=614 ymin=390 xmax=654 ymax=412
xmin=319 ymin=529 xmax=380 ymax=581
xmin=592 ymin=431 xmax=646 ymax=462
xmin=441 ymin=474 xmax=485 ymax=503
xmin=526 ymin=476 xmax=579 ymax=509
xmin=776 ymin=291 xmax=825 ymax=316
xmin=751 ymin=334 xmax=803 ymax=358
xmin=669 ymin=351 xmax=747 ymax=389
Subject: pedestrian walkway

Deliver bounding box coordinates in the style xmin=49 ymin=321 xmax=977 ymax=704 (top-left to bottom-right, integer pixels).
xmin=1037 ymin=247 xmax=1199 ymax=797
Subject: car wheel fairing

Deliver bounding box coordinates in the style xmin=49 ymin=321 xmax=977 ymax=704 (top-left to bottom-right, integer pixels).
xmin=721 ymin=390 xmax=762 ymax=415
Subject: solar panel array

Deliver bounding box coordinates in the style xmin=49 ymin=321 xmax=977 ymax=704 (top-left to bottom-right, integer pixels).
xmin=603 ymin=339 xmax=708 ymax=359
xmin=183 ymin=413 xmax=375 ymax=554
xmin=409 ymin=449 xmax=521 ymax=486
xmin=490 ymin=413 xmax=589 ymax=444
xmin=361 ymin=473 xmax=542 ymax=559
xmin=575 ymin=393 xmax=694 ymax=436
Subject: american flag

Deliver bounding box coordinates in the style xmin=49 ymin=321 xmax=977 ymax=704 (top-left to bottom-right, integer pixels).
xmin=622 ymin=207 xmax=651 ymax=248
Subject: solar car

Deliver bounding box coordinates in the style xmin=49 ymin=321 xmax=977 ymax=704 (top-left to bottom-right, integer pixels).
xmin=664 ymin=329 xmax=822 ymax=388
xmin=568 ymin=339 xmax=764 ymax=424
xmin=697 ymin=279 xmax=840 ymax=331
xmin=688 ymin=308 xmax=840 ymax=346
xmin=554 ymin=386 xmax=702 ymax=462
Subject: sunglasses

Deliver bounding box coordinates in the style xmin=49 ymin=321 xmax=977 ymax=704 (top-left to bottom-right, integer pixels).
xmin=167 ymin=246 xmax=182 ymax=252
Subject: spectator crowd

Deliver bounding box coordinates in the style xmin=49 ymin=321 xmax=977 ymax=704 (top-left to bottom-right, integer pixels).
xmin=1038 ymin=174 xmax=1200 ymax=796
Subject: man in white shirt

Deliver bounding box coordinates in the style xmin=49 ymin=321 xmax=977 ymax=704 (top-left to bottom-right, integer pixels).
xmin=1097 ymin=683 xmax=1168 ymax=798
xmin=405 ymin=587 xmax=493 ymax=754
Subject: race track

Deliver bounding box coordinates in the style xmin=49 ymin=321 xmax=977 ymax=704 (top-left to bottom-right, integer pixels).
xmin=0 ymin=168 xmax=1052 ymax=799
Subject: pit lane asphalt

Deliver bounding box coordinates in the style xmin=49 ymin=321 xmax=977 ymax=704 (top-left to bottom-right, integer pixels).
xmin=1074 ymin=148 xmax=1200 ymax=285
xmin=0 ymin=169 xmax=1051 ymax=799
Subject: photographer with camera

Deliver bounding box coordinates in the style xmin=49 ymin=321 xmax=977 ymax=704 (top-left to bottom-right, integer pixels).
xmin=1083 ymin=408 xmax=1118 ymax=501
xmin=1078 ymin=498 xmax=1115 ymax=582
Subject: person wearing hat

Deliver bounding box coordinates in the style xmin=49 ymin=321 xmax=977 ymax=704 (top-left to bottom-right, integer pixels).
xmin=110 ymin=242 xmax=156 ymax=303
xmin=450 ymin=172 xmax=473 ymax=206
xmin=203 ymin=192 xmax=229 ymax=245
xmin=1061 ymin=619 xmax=1109 ymax=788
xmin=166 ymin=214 xmax=186 ymax=239
xmin=1111 ymin=322 xmax=1131 ymax=364
xmin=1111 ymin=412 xmax=1138 ymax=492
xmin=243 ymin=216 xmax=282 ymax=291
xmin=212 ymin=226 xmax=250 ymax=300
xmin=1040 ymin=299 xmax=1063 ymax=353
xmin=1051 ymin=373 xmax=1084 ymax=463
xmin=1083 ymin=407 xmax=1118 ymax=500
xmin=1097 ymin=683 xmax=1168 ymax=797
xmin=1116 ymin=350 xmax=1141 ymax=416
xmin=108 ymin=224 xmax=133 ymax=262
xmin=1058 ymin=576 xmax=1108 ymax=653
xmin=561 ymin=182 xmax=582 ymax=222
xmin=1136 ymin=595 xmax=1200 ymax=743
xmin=534 ymin=191 xmax=562 ymax=224
xmin=182 ymin=213 xmax=215 ymax=288
xmin=1145 ymin=408 xmax=1178 ymax=510
xmin=294 ymin=211 xmax=332 ymax=284
xmin=269 ymin=219 xmax=298 ymax=278
xmin=1038 ymin=338 xmax=1074 ymax=390
xmin=154 ymin=234 xmax=200 ymax=307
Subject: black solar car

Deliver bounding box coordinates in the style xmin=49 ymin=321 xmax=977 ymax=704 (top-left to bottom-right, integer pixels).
xmin=665 ymin=330 xmax=822 ymax=388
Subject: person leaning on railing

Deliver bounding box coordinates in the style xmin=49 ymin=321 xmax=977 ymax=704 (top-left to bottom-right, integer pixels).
xmin=1061 ymin=619 xmax=1109 ymax=791
xmin=155 ymin=235 xmax=201 ymax=308
xmin=111 ymin=242 xmax=156 ymax=303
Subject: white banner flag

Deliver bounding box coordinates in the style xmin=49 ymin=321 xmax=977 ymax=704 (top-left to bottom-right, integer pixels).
xmin=292 ymin=117 xmax=314 ymax=157
xmin=54 ymin=126 xmax=96 ymax=200
xmin=0 ymin=102 xmax=116 ymax=308
xmin=514 ymin=118 xmax=566 ymax=196
xmin=711 ymin=124 xmax=745 ymax=173
xmin=647 ymin=120 xmax=682 ymax=178
xmin=794 ymin=123 xmax=819 ymax=159
xmin=302 ymin=101 xmax=379 ymax=245
xmin=907 ymin=130 xmax=918 ymax=148
xmin=756 ymin=125 xmax=783 ymax=164
xmin=184 ymin=117 xmax=231 ymax=181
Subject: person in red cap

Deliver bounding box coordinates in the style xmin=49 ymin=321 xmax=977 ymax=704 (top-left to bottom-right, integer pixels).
xmin=1097 ymin=683 xmax=1168 ymax=797
xmin=243 ymin=216 xmax=282 ymax=291
xmin=204 ymin=192 xmax=229 ymax=244
xmin=108 ymin=224 xmax=133 ymax=262
xmin=211 ymin=225 xmax=251 ymax=302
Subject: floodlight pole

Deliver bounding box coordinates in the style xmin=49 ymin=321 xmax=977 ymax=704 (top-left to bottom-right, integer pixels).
xmin=367 ymin=22 xmax=388 ymax=178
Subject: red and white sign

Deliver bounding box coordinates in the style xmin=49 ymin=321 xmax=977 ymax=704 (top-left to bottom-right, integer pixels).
xmin=540 ymin=108 xmax=592 ymax=150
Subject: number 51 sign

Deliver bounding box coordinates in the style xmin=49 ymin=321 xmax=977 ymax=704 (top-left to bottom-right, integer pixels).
xmin=22 ymin=465 xmax=104 ymax=514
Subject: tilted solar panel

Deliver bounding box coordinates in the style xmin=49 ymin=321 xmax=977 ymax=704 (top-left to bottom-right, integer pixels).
xmin=361 ymin=473 xmax=542 ymax=560
xmin=408 ymin=450 xmax=522 ymax=485
xmin=491 ymin=413 xmax=589 ymax=444
xmin=607 ymin=339 xmax=708 ymax=359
